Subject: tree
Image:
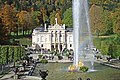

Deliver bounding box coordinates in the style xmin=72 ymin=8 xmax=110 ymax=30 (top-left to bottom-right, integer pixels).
xmin=62 ymin=8 xmax=72 ymax=27
xmin=55 ymin=13 xmax=62 ymax=24
xmin=108 ymin=44 xmax=113 ymax=56
xmin=16 ymin=11 xmax=33 ymax=35
xmin=114 ymin=19 xmax=120 ymax=34
xmin=90 ymin=0 xmax=99 ymax=5
xmin=43 ymin=14 xmax=48 ymax=23
xmin=25 ymin=12 xmax=34 ymax=34
xmin=35 ymin=0 xmax=42 ymax=10
xmin=31 ymin=11 xmax=42 ymax=27
xmin=47 ymin=0 xmax=51 ymax=4
xmin=50 ymin=10 xmax=56 ymax=24
xmin=103 ymin=0 xmax=117 ymax=11
xmin=0 ymin=4 xmax=17 ymax=35
xmin=60 ymin=0 xmax=66 ymax=5
xmin=16 ymin=11 xmax=27 ymax=35
xmin=0 ymin=17 xmax=6 ymax=43
xmin=113 ymin=8 xmax=120 ymax=35
xmin=0 ymin=11 xmax=5 ymax=43
xmin=55 ymin=8 xmax=62 ymax=24
xmin=89 ymin=4 xmax=106 ymax=35
xmin=102 ymin=10 xmax=113 ymax=35
xmin=40 ymin=7 xmax=48 ymax=23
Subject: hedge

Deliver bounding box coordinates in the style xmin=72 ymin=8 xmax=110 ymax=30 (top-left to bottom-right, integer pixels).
xmin=100 ymin=41 xmax=109 ymax=55
xmin=0 ymin=46 xmax=25 ymax=64
xmin=93 ymin=38 xmax=101 ymax=49
xmin=111 ymin=45 xmax=120 ymax=58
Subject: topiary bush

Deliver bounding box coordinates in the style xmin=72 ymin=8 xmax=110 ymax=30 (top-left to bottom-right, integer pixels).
xmin=40 ymin=59 xmax=48 ymax=64
xmin=38 ymin=54 xmax=43 ymax=59
xmin=79 ymin=66 xmax=89 ymax=72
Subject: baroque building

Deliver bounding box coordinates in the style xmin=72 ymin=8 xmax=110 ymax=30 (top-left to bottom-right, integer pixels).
xmin=32 ymin=19 xmax=73 ymax=52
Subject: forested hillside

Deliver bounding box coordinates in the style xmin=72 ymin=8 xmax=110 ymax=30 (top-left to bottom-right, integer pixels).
xmin=0 ymin=0 xmax=120 ymax=44
xmin=90 ymin=0 xmax=120 ymax=36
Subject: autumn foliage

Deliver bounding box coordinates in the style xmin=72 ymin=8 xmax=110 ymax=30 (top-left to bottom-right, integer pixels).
xmin=0 ymin=0 xmax=120 ymax=43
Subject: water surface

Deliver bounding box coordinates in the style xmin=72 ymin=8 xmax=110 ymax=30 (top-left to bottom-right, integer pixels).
xmin=33 ymin=63 xmax=120 ymax=80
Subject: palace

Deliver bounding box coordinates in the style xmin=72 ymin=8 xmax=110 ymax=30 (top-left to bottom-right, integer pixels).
xmin=32 ymin=18 xmax=73 ymax=52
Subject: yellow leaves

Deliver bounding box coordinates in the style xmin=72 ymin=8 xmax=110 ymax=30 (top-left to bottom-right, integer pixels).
xmin=60 ymin=0 xmax=65 ymax=4
xmin=0 ymin=4 xmax=17 ymax=34
xmin=0 ymin=11 xmax=2 ymax=18
xmin=55 ymin=13 xmax=62 ymax=24
xmin=89 ymin=4 xmax=105 ymax=34
xmin=16 ymin=10 xmax=34 ymax=29
xmin=54 ymin=8 xmax=62 ymax=24
xmin=42 ymin=14 xmax=48 ymax=23
xmin=2 ymin=4 xmax=16 ymax=15
xmin=40 ymin=7 xmax=47 ymax=15
xmin=113 ymin=9 xmax=120 ymax=34
xmin=16 ymin=11 xmax=28 ymax=25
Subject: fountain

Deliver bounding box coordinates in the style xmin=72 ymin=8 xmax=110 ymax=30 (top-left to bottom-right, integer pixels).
xmin=33 ymin=0 xmax=120 ymax=79
xmin=69 ymin=0 xmax=94 ymax=71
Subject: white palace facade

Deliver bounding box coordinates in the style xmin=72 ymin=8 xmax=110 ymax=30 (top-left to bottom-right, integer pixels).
xmin=32 ymin=19 xmax=73 ymax=52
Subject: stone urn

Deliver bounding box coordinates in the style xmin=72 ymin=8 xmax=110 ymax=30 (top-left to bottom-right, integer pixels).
xmin=39 ymin=69 xmax=48 ymax=80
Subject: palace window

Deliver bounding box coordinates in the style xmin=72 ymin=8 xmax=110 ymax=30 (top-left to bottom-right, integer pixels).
xmin=55 ymin=31 xmax=57 ymax=37
xmin=37 ymin=38 xmax=39 ymax=42
xmin=41 ymin=36 xmax=44 ymax=42
xmin=59 ymin=31 xmax=62 ymax=37
xmin=51 ymin=31 xmax=53 ymax=37
xmin=41 ymin=44 xmax=43 ymax=47
xmin=70 ymin=44 xmax=72 ymax=47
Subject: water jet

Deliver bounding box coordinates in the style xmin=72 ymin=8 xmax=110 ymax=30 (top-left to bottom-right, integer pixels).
xmin=72 ymin=0 xmax=94 ymax=71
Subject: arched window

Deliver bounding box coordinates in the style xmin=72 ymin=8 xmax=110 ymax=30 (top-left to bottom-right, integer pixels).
xmin=59 ymin=31 xmax=62 ymax=37
xmin=41 ymin=44 xmax=43 ymax=47
xmin=51 ymin=45 xmax=54 ymax=50
xmin=60 ymin=44 xmax=62 ymax=51
xmin=70 ymin=44 xmax=72 ymax=47
xmin=51 ymin=31 xmax=53 ymax=37
xmin=55 ymin=31 xmax=57 ymax=37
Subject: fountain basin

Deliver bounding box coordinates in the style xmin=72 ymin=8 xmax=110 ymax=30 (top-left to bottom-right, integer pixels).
xmin=33 ymin=63 xmax=120 ymax=80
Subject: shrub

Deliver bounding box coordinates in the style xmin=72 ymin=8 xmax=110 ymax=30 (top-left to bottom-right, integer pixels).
xmin=66 ymin=53 xmax=69 ymax=57
xmin=79 ymin=66 xmax=89 ymax=72
xmin=111 ymin=45 xmax=120 ymax=58
xmin=93 ymin=37 xmax=120 ymax=58
xmin=38 ymin=54 xmax=43 ymax=59
xmin=40 ymin=59 xmax=48 ymax=64
xmin=113 ymin=36 xmax=120 ymax=45
xmin=58 ymin=55 xmax=63 ymax=60
xmin=93 ymin=38 xmax=101 ymax=49
xmin=101 ymin=41 xmax=109 ymax=55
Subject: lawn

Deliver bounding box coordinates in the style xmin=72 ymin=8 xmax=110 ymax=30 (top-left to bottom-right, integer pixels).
xmin=15 ymin=38 xmax=32 ymax=46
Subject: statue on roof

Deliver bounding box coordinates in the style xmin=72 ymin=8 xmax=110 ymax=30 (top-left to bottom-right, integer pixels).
xmin=55 ymin=18 xmax=58 ymax=25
